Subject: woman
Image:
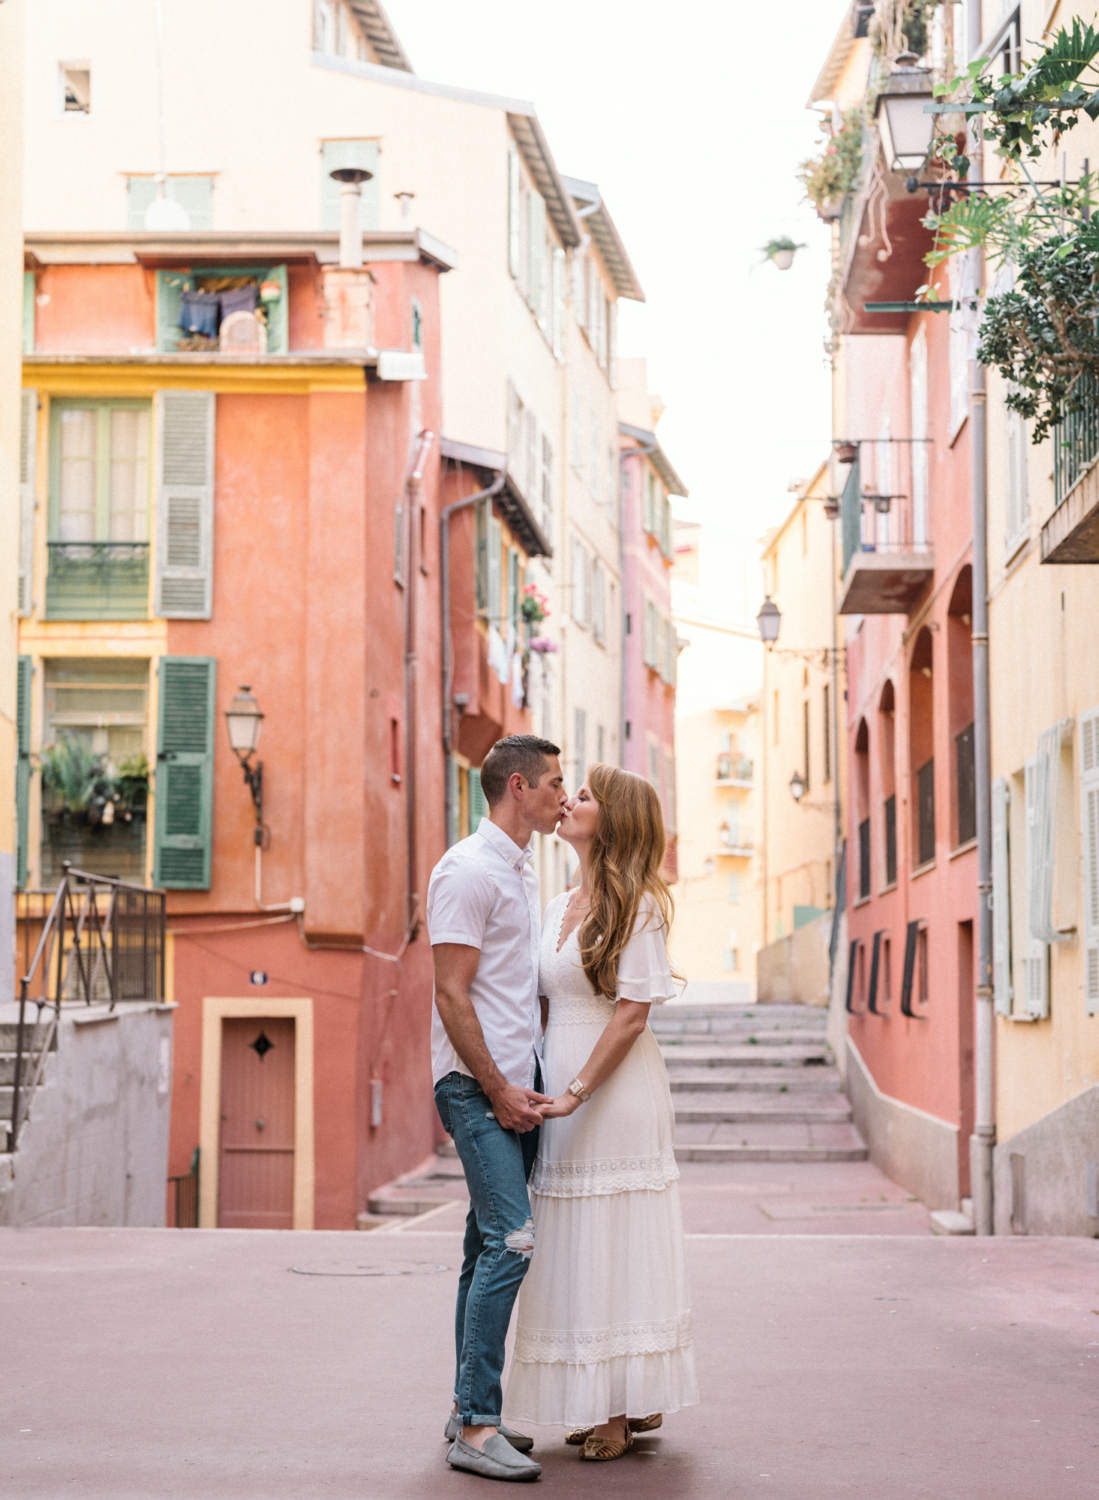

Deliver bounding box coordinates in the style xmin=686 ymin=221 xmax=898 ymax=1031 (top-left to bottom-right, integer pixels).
xmin=504 ymin=765 xmax=698 ymax=1460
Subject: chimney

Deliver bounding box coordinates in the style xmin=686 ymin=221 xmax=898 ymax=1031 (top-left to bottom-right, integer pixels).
xmin=394 ymin=191 xmax=415 ymax=223
xmin=329 ymin=166 xmax=373 ymax=268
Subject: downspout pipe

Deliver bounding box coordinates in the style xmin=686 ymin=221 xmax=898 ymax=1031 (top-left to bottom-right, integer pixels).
xmin=969 ymin=259 xmax=994 ymax=1234
xmin=619 ymin=438 xmax=658 ymax=770
xmin=404 ymin=428 xmax=434 ymax=937
xmin=441 ymin=468 xmax=507 ymax=842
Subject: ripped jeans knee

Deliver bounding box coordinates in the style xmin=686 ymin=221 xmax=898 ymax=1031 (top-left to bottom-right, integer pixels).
xmin=503 ymin=1217 xmax=535 ymax=1260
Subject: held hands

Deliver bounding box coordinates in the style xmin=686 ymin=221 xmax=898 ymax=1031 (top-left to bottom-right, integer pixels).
xmin=490 ymin=1083 xmax=552 ymax=1132
xmin=535 ymin=1092 xmax=584 ymax=1120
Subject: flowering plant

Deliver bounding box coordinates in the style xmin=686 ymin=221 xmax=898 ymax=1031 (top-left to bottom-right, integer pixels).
xmin=528 ymin=638 xmax=559 ymax=654
xmin=521 ymin=584 xmax=550 ymax=627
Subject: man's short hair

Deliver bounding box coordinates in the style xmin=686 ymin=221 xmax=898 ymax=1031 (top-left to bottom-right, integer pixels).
xmin=479 ymin=735 xmax=561 ymax=807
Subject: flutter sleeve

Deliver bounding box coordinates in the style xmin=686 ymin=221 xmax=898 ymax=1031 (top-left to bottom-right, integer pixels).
xmin=616 ymin=896 xmax=676 ymax=1004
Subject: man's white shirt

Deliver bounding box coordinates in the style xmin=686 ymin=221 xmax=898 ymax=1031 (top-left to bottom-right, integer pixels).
xmin=428 ymin=817 xmax=542 ymax=1090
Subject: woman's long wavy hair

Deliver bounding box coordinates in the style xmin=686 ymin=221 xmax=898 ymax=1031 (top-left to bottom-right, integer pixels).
xmin=577 ymin=764 xmax=675 ymax=1000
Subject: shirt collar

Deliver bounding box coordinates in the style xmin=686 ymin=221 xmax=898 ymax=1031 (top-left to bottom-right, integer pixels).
xmin=476 ymin=816 xmax=533 ymax=871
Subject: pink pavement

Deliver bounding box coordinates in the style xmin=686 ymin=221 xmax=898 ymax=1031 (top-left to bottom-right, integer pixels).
xmin=0 ymin=1223 xmax=1095 ymax=1498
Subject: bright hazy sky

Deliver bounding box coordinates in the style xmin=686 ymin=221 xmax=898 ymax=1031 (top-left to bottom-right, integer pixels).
xmin=384 ymin=0 xmax=846 ymax=541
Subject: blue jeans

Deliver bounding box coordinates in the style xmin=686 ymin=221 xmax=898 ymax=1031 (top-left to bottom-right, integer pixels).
xmin=434 ymin=1070 xmax=540 ymax=1427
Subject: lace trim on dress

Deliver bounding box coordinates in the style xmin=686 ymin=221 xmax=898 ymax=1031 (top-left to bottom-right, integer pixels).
xmin=530 ymin=1148 xmax=679 ymax=1198
xmin=513 ymin=1311 xmax=694 ymax=1365
xmin=545 ymin=994 xmax=616 ymax=1025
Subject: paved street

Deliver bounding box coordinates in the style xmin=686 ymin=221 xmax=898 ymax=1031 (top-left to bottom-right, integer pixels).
xmin=1 ymin=1223 xmax=1095 ymax=1499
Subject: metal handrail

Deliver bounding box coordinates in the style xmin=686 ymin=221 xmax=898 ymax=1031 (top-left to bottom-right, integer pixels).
xmin=9 ymin=863 xmax=165 ymax=1151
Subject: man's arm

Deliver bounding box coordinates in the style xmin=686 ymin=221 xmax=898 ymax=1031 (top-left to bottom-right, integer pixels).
xmin=433 ymin=943 xmax=548 ymax=1132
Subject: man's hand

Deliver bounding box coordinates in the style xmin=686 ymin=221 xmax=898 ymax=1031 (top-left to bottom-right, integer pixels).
xmin=488 ymin=1083 xmax=552 ymax=1132
xmin=535 ymin=1092 xmax=583 ymax=1120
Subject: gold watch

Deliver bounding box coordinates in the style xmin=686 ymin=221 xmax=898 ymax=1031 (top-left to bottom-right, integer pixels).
xmin=567 ymin=1078 xmax=591 ymax=1103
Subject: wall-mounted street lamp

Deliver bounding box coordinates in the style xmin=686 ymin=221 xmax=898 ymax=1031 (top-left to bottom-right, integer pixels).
xmin=756 ymin=597 xmax=781 ymax=646
xmin=225 ymin=685 xmax=264 ymax=845
xmin=875 ymin=53 xmax=935 ymax=175
xmin=789 ymin=770 xmax=807 ymax=803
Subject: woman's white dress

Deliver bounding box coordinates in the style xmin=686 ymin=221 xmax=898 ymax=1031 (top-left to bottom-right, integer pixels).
xmin=503 ymin=892 xmax=698 ymax=1427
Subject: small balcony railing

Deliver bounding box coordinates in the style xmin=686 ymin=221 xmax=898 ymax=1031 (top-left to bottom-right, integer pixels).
xmin=717 ymin=824 xmax=754 ymax=855
xmin=839 ymin=481 xmax=934 ymax=616
xmin=716 ymin=753 xmax=753 ymax=785
xmin=45 ymin=541 xmax=150 ymax=620
xmin=1053 ymin=373 xmax=1099 ymax=508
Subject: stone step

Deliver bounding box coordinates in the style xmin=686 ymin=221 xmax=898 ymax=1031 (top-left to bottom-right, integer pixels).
xmin=673 ymin=1118 xmax=866 ymax=1155
xmin=659 ymin=1044 xmax=832 ymax=1068
xmin=667 ymin=1068 xmax=841 ymax=1094
xmin=675 ymin=1143 xmax=868 ymax=1163
xmin=654 ymin=1027 xmax=829 ymax=1047
xmin=672 ymin=1095 xmax=853 ymax=1126
xmin=653 ymin=1004 xmax=824 ymax=1023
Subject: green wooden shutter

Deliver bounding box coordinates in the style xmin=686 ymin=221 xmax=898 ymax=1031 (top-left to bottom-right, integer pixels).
xmin=16 ymin=656 xmax=32 ymax=890
xmin=263 ymin=264 xmax=289 ymax=355
xmin=991 ymin=776 xmax=1012 ymax=1015
xmin=156 ymin=391 xmax=215 ymax=619
xmin=507 ymin=547 xmax=520 ymax=635
xmin=320 ymin=140 xmax=380 ymax=230
xmin=469 ymin=768 xmax=488 ymax=828
xmin=19 ymin=388 xmax=37 ymax=616
xmin=156 ymin=272 xmax=193 ymax=353
xmin=154 ymin=657 xmax=216 ymax=889
xmin=487 ymin=515 xmax=503 ymax=625
xmin=22 ymin=272 xmax=35 ymax=354
xmin=507 ymin=147 xmax=521 ymax=279
xmin=527 ymin=189 xmax=546 ymax=320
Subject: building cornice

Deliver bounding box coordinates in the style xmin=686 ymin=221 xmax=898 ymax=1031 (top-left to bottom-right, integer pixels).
xmin=24 ymin=229 xmax=458 ymax=272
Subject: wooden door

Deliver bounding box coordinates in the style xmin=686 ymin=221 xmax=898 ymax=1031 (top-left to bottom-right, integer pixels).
xmin=218 ymin=1017 xmax=295 ymax=1229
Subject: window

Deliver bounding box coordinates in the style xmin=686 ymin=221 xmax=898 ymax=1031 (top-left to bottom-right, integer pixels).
xmin=643 ymin=469 xmax=655 ymax=533
xmin=802 ymin=699 xmax=810 ymax=794
xmin=507 ymin=548 xmax=521 ymax=637
xmin=524 ymin=408 xmax=538 ymax=503
xmin=527 ymin=188 xmax=547 ymax=323
xmin=541 ymin=436 xmax=554 ymax=539
xmin=607 ymin=448 xmax=617 ymax=525
xmin=320 ymin=140 xmax=380 ymax=230
xmin=910 ymin=326 xmax=929 ymax=544
xmin=727 ymin=871 xmax=740 ymax=904
xmin=1005 ymin=405 xmax=1029 ymax=553
xmin=60 ymin=63 xmax=90 ymax=114
xmin=643 ymin=599 xmax=657 ymax=668
xmin=574 ymin=707 xmax=587 ymax=783
xmin=508 ymin=147 xmax=521 ymax=280
xmin=664 ymin=748 xmax=677 ymax=834
xmin=918 ymin=926 xmax=929 ymax=1004
xmin=859 ymin=817 xmax=871 ymax=900
xmin=596 ymin=724 xmax=605 ymax=763
xmin=917 ymin=759 xmax=935 ymax=866
xmin=571 ymin=540 xmax=590 ymax=627
xmin=592 ymin=559 xmax=606 ymax=644
xmin=48 ymin=401 xmax=151 ymax=621
xmin=884 ymin=794 xmax=897 ymax=886
xmin=127 ymin=176 xmax=214 ymax=232
xmin=570 ymin=390 xmax=583 ymax=474
xmin=552 ymin=247 xmax=566 ymax=358
xmin=590 ymin=418 xmax=601 ymax=505
xmin=956 ymin=722 xmax=976 ymax=845
xmin=411 ymin=297 xmax=423 ymax=350
xmin=882 ymin=936 xmax=892 ymax=1007
xmin=41 ymin=658 xmax=150 ymax=885
xmin=155 ymin=266 xmax=288 ymax=355
xmin=722 ymin=945 xmax=739 ymax=972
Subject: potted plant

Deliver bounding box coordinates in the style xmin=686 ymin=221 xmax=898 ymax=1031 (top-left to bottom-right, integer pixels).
xmin=798 ymin=106 xmax=865 ymax=221
xmin=761 ymin=236 xmax=807 ymax=271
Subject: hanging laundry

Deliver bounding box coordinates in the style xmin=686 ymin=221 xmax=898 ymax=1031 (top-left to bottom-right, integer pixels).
xmin=487 ymin=625 xmax=510 ymax=685
xmin=218 ymin=284 xmax=258 ymax=322
xmin=178 ymin=291 xmax=219 ymax=337
xmin=510 ymin=653 xmax=525 ymax=709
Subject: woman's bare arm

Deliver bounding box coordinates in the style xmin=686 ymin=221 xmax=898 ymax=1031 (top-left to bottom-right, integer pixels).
xmin=538 ymin=999 xmax=650 ymax=1118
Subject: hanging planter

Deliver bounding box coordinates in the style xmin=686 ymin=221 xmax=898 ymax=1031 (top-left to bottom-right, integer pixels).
xmin=823 ymin=496 xmax=841 ymax=519
xmin=761 ymin=236 xmax=806 ymax=271
xmin=835 ymin=441 xmax=859 ymax=464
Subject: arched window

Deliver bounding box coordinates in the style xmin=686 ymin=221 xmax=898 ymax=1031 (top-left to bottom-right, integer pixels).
xmin=947 ymin=567 xmax=975 ymax=846
xmin=855 ymin=717 xmax=870 ymax=899
xmin=879 ymin=679 xmax=897 ymax=885
xmin=909 ymin=627 xmax=935 ymax=867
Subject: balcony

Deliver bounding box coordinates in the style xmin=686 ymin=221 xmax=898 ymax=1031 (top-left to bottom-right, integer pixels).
xmin=716 ymin=823 xmax=754 ymax=858
xmin=838 ymin=473 xmax=933 ymax=616
xmin=839 ymin=156 xmax=935 ymax=336
xmin=716 ymin=753 xmax=753 ymax=787
xmin=45 ymin=542 xmax=150 ymax=620
xmin=1041 ymin=375 xmax=1099 ymax=562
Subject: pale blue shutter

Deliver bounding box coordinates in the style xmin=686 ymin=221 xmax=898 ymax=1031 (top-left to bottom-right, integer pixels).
xmin=16 ymin=656 xmax=32 ymax=889
xmin=156 ymin=391 xmax=215 ymax=619
xmin=19 ymin=388 xmax=37 ymax=616
xmin=469 ymin=768 xmax=488 ymax=828
xmin=156 ymin=272 xmax=193 ymax=353
xmin=154 ymin=657 xmax=216 ymax=889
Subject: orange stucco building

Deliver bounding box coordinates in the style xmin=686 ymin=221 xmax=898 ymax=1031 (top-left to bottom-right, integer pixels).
xmin=17 ymin=227 xmax=546 ymax=1228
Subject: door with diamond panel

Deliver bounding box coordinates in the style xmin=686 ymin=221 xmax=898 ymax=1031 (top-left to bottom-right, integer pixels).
xmin=218 ymin=1018 xmax=295 ymax=1228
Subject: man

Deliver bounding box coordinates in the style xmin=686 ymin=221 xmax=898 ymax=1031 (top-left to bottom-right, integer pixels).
xmin=430 ymin=735 xmax=567 ymax=1482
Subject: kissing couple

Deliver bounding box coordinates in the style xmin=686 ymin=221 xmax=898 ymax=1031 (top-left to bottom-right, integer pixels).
xmin=429 ymin=734 xmax=698 ymax=1482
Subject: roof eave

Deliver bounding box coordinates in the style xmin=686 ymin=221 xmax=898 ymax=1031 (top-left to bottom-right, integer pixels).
xmin=508 ymin=113 xmax=583 ymax=249
xmin=807 ymin=2 xmax=856 ymax=106
xmin=618 ymin=422 xmax=688 ymax=497
xmin=440 ymin=439 xmax=552 ymax=558
xmin=346 ymin=0 xmax=414 ymax=73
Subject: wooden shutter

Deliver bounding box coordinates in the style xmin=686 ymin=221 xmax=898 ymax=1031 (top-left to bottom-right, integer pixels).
xmin=19 ymin=388 xmax=37 ymax=616
xmin=263 ymin=264 xmax=289 ymax=355
xmin=16 ymin=656 xmax=32 ymax=890
xmin=154 ymin=656 xmax=216 ymax=889
xmin=608 ymin=300 xmax=617 ymax=388
xmin=156 ymin=271 xmax=192 ymax=353
xmin=527 ymin=190 xmax=546 ymax=321
xmin=22 ymin=272 xmax=34 ymax=353
xmin=991 ymin=775 xmax=1013 ymax=1015
xmin=1080 ymin=707 xmax=1099 ymax=1015
xmin=469 ymin=768 xmax=488 ymax=828
xmin=507 ymin=548 xmax=520 ymax=635
xmin=486 ymin=515 xmax=502 ymax=625
xmin=552 ymin=247 xmax=566 ymax=359
xmin=507 ymin=147 xmax=521 ymax=280
xmin=1023 ymin=754 xmax=1049 ymax=1018
xmin=899 ymin=919 xmax=920 ymax=1016
xmin=475 ymin=499 xmax=488 ymax=613
xmin=156 ymin=390 xmax=215 ymax=619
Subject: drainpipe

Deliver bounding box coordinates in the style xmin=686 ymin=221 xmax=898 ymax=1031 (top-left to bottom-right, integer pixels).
xmin=441 ymin=468 xmax=508 ymax=841
xmin=619 ymin=439 xmax=658 ymax=771
xmin=403 ymin=428 xmax=434 ymax=936
xmin=969 ymin=249 xmax=994 ymax=1234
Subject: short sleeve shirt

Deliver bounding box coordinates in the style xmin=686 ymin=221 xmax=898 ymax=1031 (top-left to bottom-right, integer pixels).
xmin=428 ymin=818 xmax=542 ymax=1089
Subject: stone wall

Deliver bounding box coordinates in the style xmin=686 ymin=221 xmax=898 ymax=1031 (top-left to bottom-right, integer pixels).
xmin=0 ymin=1002 xmax=174 ymax=1227
xmin=993 ymin=1084 xmax=1099 ymax=1237
xmin=756 ymin=910 xmax=833 ymax=1006
xmin=845 ymin=1036 xmax=960 ymax=1210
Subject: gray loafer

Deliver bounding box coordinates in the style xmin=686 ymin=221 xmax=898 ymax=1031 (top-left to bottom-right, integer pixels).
xmin=444 ymin=1413 xmax=534 ymax=1453
xmin=447 ymin=1433 xmax=541 ymax=1481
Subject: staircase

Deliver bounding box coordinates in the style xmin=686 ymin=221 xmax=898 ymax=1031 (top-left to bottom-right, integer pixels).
xmin=0 ymin=1013 xmax=56 ymax=1150
xmin=651 ymin=1001 xmax=868 ymax=1164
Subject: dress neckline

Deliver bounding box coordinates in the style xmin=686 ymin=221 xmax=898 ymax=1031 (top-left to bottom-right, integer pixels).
xmin=554 ymin=891 xmax=582 ymax=956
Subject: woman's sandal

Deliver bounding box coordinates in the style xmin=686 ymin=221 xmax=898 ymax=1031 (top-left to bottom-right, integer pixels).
xmin=566 ymin=1413 xmax=662 ymax=1446
xmin=578 ymin=1426 xmax=633 ymax=1461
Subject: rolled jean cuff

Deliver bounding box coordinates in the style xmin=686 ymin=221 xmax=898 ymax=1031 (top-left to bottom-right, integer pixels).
xmin=461 ymin=1411 xmax=502 ymax=1427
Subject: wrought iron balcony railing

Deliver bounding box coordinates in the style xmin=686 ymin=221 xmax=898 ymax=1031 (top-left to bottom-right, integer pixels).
xmin=1053 ymin=373 xmax=1099 ymax=508
xmin=716 ymin=753 xmax=754 ymax=785
xmin=45 ymin=541 xmax=150 ymax=620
